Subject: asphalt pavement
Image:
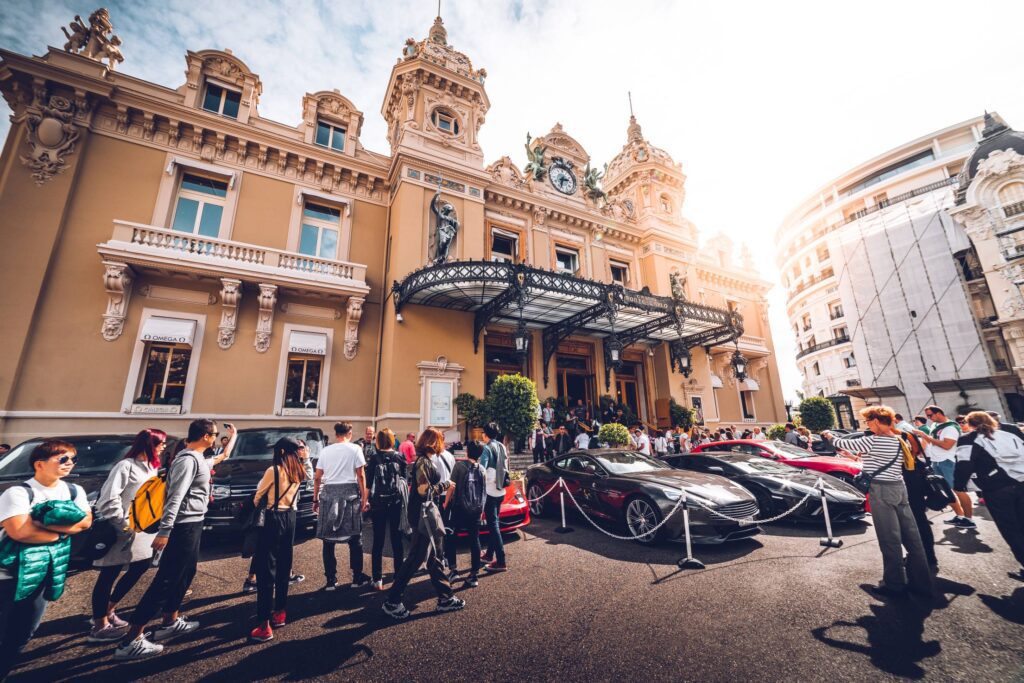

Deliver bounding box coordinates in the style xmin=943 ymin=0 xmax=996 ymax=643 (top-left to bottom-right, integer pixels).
xmin=8 ymin=503 xmax=1024 ymax=682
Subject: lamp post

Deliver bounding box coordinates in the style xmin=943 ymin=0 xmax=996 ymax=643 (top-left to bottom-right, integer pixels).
xmin=677 ymin=345 xmax=692 ymax=378
xmin=514 ymin=317 xmax=529 ymax=358
xmin=731 ymin=342 xmax=747 ymax=382
xmin=606 ymin=335 xmax=623 ymax=370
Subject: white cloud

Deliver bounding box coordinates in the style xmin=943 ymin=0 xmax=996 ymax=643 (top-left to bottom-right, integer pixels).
xmin=2 ymin=0 xmax=1023 ymax=400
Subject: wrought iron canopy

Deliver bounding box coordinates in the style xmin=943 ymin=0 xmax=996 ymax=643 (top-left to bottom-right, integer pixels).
xmin=392 ymin=260 xmax=743 ymax=385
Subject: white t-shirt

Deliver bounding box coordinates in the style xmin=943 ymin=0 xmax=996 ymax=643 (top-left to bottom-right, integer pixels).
xmin=635 ymin=433 xmax=651 ymax=455
xmin=431 ymin=451 xmax=456 ymax=483
xmin=574 ymin=433 xmax=590 ymax=449
xmin=752 ymin=432 xmax=767 ymax=442
xmin=654 ymin=436 xmax=668 ymax=453
xmin=0 ymin=478 xmax=90 ymax=581
xmin=316 ymin=441 xmax=366 ymax=484
xmin=926 ymin=424 xmax=959 ymax=463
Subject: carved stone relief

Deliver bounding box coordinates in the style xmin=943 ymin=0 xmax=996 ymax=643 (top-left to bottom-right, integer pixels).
xmin=218 ymin=278 xmax=242 ymax=349
xmin=254 ymin=284 xmax=278 ymax=353
xmin=101 ymin=261 xmax=134 ymax=341
xmin=20 ymin=94 xmax=81 ymax=185
xmin=61 ymin=8 xmax=124 ymax=69
xmin=343 ymin=296 xmax=365 ymax=360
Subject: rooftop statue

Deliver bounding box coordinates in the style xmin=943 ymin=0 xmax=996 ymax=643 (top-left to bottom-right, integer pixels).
xmin=583 ymin=163 xmax=606 ymax=202
xmin=61 ymin=8 xmax=124 ymax=70
xmin=524 ymin=133 xmax=547 ymax=181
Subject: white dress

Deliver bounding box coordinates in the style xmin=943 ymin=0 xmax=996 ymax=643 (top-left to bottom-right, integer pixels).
xmin=93 ymin=458 xmax=158 ymax=567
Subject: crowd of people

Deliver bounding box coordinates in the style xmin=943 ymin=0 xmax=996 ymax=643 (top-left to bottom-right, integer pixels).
xmin=2 ymin=400 xmax=1023 ymax=676
xmin=0 ymin=419 xmax=516 ymax=674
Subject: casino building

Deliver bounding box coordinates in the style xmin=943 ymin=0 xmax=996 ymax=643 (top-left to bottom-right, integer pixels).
xmin=0 ymin=9 xmax=786 ymax=444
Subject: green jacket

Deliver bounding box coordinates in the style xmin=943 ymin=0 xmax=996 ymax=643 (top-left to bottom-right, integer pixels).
xmin=0 ymin=483 xmax=86 ymax=601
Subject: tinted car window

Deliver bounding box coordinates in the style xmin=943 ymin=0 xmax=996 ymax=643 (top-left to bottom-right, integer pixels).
xmin=773 ymin=443 xmax=817 ymax=459
xmin=232 ymin=430 xmax=324 ymax=460
xmin=591 ymin=451 xmax=670 ymax=474
xmin=0 ymin=437 xmax=133 ymax=478
xmin=719 ymin=456 xmax=797 ymax=474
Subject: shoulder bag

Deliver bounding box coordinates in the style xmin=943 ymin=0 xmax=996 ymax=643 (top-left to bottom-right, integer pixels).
xmin=851 ymin=440 xmax=902 ymax=494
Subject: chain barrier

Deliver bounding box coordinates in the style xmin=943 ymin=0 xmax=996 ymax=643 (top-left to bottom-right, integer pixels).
xmin=561 ymin=484 xmax=688 ymax=541
xmin=685 ymin=478 xmax=827 ymax=525
xmin=524 ymin=478 xmax=565 ymax=504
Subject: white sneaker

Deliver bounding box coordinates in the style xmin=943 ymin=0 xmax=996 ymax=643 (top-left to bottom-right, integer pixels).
xmin=88 ymin=623 xmax=128 ymax=643
xmin=151 ymin=616 xmax=199 ymax=642
xmin=113 ymin=635 xmax=164 ymax=660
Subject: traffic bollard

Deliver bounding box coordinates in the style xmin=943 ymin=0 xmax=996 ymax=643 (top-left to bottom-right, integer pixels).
xmin=818 ymin=487 xmax=843 ymax=548
xmin=677 ymin=493 xmax=705 ymax=569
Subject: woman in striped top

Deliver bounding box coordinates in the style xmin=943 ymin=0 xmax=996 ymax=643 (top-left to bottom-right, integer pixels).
xmin=827 ymin=406 xmax=934 ymax=599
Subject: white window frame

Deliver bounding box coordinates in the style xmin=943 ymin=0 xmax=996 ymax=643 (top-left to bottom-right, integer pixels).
xmin=153 ymin=155 xmax=240 ymax=239
xmin=169 ymin=172 xmax=230 ymax=238
xmin=201 ymin=80 xmax=242 ymax=118
xmin=273 ymin=323 xmax=334 ymax=416
xmin=298 ymin=202 xmax=342 ymax=260
xmin=833 ymin=325 xmax=849 ymax=340
xmin=285 ymin=188 xmax=354 ymax=261
xmin=609 ymin=260 xmax=630 ymax=286
xmin=490 ymin=227 xmax=519 ymax=264
xmin=315 ymin=119 xmax=346 ymax=153
xmin=431 ymin=108 xmax=460 ymax=135
xmin=121 ymin=308 xmax=207 ymax=415
xmin=555 ymin=246 xmax=580 ymax=275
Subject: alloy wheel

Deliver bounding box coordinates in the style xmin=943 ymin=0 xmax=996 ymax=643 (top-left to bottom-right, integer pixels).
xmin=528 ymin=483 xmax=546 ymax=517
xmin=626 ymin=498 xmax=659 ymax=542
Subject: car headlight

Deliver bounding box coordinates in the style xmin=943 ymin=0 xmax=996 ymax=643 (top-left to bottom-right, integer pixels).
xmin=211 ymin=485 xmax=231 ymax=500
xmin=662 ymin=488 xmax=683 ymax=501
xmin=513 ymin=492 xmax=525 ymax=503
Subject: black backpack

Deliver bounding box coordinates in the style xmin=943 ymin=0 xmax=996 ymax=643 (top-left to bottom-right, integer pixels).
xmin=371 ymin=455 xmax=402 ymax=505
xmin=455 ymin=462 xmax=485 ymax=516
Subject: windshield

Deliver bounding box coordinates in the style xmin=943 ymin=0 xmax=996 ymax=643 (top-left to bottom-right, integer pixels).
xmin=592 ymin=451 xmax=670 ymax=475
xmin=725 ymin=457 xmax=797 ymax=474
xmin=0 ymin=437 xmax=134 ymax=477
xmin=232 ymin=430 xmax=324 ymax=460
xmin=773 ymin=442 xmax=820 ymax=459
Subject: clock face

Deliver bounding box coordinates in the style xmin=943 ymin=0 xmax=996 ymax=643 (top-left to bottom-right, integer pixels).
xmin=549 ymin=163 xmax=577 ymax=195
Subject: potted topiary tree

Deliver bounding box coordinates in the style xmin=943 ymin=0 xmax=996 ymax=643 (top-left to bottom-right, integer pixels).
xmin=597 ymin=422 xmax=631 ymax=448
xmin=487 ymin=374 xmax=539 ymax=495
xmin=767 ymin=423 xmax=787 ymax=441
xmin=797 ymin=396 xmax=837 ymax=433
xmin=669 ymin=399 xmax=694 ymax=431
xmin=454 ymin=392 xmax=489 ymax=441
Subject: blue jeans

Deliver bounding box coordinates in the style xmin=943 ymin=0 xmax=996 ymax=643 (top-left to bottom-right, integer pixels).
xmin=0 ymin=573 xmax=50 ymax=679
xmin=933 ymin=460 xmax=956 ymax=489
xmin=484 ymin=495 xmax=505 ymax=564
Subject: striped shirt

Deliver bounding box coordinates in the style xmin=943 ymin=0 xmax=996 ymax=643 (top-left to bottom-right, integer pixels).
xmin=832 ymin=434 xmax=904 ymax=482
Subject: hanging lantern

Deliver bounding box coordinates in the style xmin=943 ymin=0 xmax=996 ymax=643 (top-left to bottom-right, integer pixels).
xmin=677 ymin=346 xmax=693 ymax=378
xmin=606 ymin=335 xmax=623 ymax=370
xmin=731 ymin=343 xmax=748 ymax=382
xmin=514 ymin=318 xmax=530 ymax=357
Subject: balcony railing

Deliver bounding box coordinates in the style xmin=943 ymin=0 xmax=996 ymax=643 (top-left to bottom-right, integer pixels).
xmin=830 ymin=311 xmax=844 ymax=320
xmin=1004 ymin=200 xmax=1024 ymax=219
xmin=796 ymin=335 xmax=851 ymax=360
xmin=98 ymin=221 xmax=369 ymax=295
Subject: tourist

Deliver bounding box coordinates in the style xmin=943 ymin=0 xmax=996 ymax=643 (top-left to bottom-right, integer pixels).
xmin=956 ymin=412 xmax=1024 ymax=581
xmin=0 ymin=440 xmax=92 ymax=678
xmin=0 ymin=444 xmax=10 ymax=459
xmin=365 ymin=428 xmax=406 ymax=590
xmin=357 ymin=426 xmax=377 ymax=460
xmin=314 ymin=422 xmax=371 ymax=591
xmin=912 ymin=415 xmax=929 ymax=433
xmin=654 ymin=429 xmax=669 ymax=457
xmin=633 ymin=426 xmax=651 ymax=456
xmin=480 ymin=424 xmax=509 ymax=572
xmin=541 ymin=400 xmax=555 ymax=425
xmin=895 ymin=413 xmax=915 ymax=433
xmin=554 ymin=425 xmax=573 ymax=455
xmin=88 ymin=429 xmax=166 ymax=642
xmin=796 ymin=426 xmax=812 ymax=449
xmin=602 ymin=401 xmax=617 ymax=424
xmin=574 ymin=428 xmax=591 ymax=451
xmin=115 ymin=419 xmax=219 ymax=661
xmin=382 ymin=428 xmax=463 ymax=619
xmin=249 ymin=438 xmax=307 ymax=643
xmin=399 ymin=432 xmax=417 ymax=465
xmin=829 ymin=407 xmax=933 ymax=599
xmin=530 ymin=422 xmax=548 ymax=464
xmin=814 ymin=430 xmax=837 ymax=455
xmin=444 ymin=440 xmax=487 ymax=587
xmin=218 ymin=435 xmax=230 ymax=453
xmin=913 ymin=405 xmax=974 ymax=529
xmin=783 ymin=423 xmax=801 ymax=447
xmin=752 ymin=426 xmax=767 ymax=442
xmin=898 ymin=428 xmax=938 ymax=571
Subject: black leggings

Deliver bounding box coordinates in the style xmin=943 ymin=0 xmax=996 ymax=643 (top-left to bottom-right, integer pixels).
xmin=91 ymin=560 xmax=150 ymax=619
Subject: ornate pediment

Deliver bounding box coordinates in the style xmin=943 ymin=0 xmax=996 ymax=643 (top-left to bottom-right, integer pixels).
xmin=303 ymin=90 xmax=364 ymax=138
xmin=533 ymin=123 xmax=589 ymax=167
xmin=486 ymin=156 xmax=526 ymax=189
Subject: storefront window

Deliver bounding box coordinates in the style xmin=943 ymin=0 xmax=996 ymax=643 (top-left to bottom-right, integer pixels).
xmin=136 ymin=344 xmax=191 ymax=405
xmin=284 ymin=354 xmax=322 ymax=408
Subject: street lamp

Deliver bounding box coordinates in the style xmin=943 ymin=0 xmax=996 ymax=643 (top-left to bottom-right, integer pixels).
xmin=731 ymin=342 xmax=747 ymax=382
xmin=514 ymin=318 xmax=530 ymax=357
xmin=606 ymin=335 xmax=623 ymax=369
xmin=677 ymin=346 xmax=693 ymax=378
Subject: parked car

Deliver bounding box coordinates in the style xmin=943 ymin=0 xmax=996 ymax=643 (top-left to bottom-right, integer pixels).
xmin=450 ymin=457 xmax=530 ymax=537
xmin=662 ymin=451 xmax=867 ymax=523
xmin=691 ymin=439 xmax=862 ymax=483
xmin=205 ymin=427 xmax=327 ymax=533
xmin=525 ymin=449 xmax=762 ymax=545
xmin=0 ymin=434 xmax=149 ymax=561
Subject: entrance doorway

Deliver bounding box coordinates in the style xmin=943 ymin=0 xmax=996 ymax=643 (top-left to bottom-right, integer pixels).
xmin=614 ymin=362 xmax=641 ymax=422
xmin=556 ymin=352 xmax=594 ymax=414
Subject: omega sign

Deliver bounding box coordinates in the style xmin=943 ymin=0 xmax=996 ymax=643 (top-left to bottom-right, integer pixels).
xmin=289 ymin=344 xmax=322 ymax=354
xmin=142 ymin=332 xmax=190 ymax=343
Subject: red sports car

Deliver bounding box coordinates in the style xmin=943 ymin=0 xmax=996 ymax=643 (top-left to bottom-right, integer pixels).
xmin=690 ymin=440 xmax=861 ymax=483
xmin=452 ymin=458 xmax=530 ymax=537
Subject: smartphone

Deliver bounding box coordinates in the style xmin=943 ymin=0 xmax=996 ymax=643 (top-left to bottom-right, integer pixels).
xmin=223 ymin=422 xmax=234 ymax=430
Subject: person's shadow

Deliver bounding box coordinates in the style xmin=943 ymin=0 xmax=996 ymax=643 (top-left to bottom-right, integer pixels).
xmin=811 ymin=576 xmax=974 ymax=679
xmin=937 ymin=527 xmax=993 ymax=555
xmin=978 ymin=586 xmax=1024 ymax=625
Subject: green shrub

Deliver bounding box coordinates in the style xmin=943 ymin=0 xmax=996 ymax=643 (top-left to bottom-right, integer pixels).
xmin=669 ymin=399 xmax=694 ymax=430
xmin=797 ymin=396 xmax=836 ymax=433
xmin=767 ymin=424 xmax=786 ymax=441
xmin=487 ymin=374 xmax=540 ymax=444
xmin=598 ymin=422 xmax=631 ymax=447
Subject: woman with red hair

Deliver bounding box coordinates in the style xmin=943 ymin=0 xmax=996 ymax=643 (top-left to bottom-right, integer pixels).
xmin=87 ymin=429 xmax=167 ymax=642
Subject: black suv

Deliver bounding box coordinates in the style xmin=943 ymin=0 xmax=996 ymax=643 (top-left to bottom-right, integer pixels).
xmin=205 ymin=427 xmax=326 ymax=533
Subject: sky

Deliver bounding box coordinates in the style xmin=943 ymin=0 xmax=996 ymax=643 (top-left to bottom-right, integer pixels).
xmin=2 ymin=0 xmax=1023 ymax=400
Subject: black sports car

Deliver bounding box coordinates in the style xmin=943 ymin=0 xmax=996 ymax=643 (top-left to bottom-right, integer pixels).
xmin=662 ymin=451 xmax=867 ymax=523
xmin=525 ymin=449 xmax=762 ymax=545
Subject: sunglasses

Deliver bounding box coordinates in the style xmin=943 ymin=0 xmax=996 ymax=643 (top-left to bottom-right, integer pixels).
xmin=207 ymin=432 xmax=219 ymax=438
xmin=57 ymin=455 xmax=78 ymax=465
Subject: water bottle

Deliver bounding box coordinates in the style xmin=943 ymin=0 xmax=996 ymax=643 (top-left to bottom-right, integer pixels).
xmin=151 ymin=548 xmax=164 ymax=568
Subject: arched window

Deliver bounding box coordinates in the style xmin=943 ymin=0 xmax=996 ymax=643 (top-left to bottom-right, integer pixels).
xmin=430 ymin=108 xmax=461 ymax=135
xmin=998 ymin=181 xmax=1024 ymax=217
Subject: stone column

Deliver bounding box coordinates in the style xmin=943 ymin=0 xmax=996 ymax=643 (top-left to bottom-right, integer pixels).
xmin=254 ymin=284 xmax=277 ymax=352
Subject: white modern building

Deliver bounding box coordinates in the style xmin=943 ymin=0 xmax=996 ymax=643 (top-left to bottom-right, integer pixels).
xmin=776 ymin=115 xmax=1018 ymax=427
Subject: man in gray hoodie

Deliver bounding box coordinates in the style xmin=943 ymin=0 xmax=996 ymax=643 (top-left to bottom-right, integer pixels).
xmin=115 ymin=419 xmax=218 ymax=661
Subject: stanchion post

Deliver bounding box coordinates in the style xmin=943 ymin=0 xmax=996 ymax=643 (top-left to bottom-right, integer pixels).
xmin=818 ymin=482 xmax=843 ymax=548
xmin=555 ymin=478 xmax=574 ymax=534
xmin=677 ymin=490 xmax=705 ymax=570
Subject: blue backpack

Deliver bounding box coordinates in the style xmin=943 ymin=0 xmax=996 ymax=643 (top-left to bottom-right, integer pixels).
xmin=456 ymin=462 xmax=485 ymax=516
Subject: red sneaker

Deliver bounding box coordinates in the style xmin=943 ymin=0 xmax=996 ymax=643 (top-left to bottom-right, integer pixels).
xmin=249 ymin=624 xmax=273 ymax=643
xmin=270 ymin=611 xmax=286 ymax=628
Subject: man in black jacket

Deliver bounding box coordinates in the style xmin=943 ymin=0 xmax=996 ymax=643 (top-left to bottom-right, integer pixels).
xmin=553 ymin=425 xmax=573 ymax=455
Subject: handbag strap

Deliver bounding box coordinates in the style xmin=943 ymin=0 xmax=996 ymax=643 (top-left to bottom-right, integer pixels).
xmin=868 ymin=438 xmax=903 ymax=477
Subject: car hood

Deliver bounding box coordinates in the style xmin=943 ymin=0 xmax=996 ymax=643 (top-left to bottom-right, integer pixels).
xmin=617 ymin=470 xmax=754 ymax=505
xmin=746 ymin=471 xmax=864 ymax=501
xmin=211 ymin=459 xmax=274 ymax=485
xmin=785 ymin=455 xmax=860 ymax=470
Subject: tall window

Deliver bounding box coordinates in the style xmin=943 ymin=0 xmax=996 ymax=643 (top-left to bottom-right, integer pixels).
xmin=555 ymin=247 xmax=579 ymax=275
xmin=817 ymin=245 xmax=830 ymax=262
xmin=315 ymin=120 xmax=346 ymax=152
xmin=833 ymin=326 xmax=849 ymax=340
xmin=801 ymin=314 xmax=811 ymax=331
xmin=171 ymin=173 xmax=227 ymax=237
xmin=740 ymin=390 xmax=755 ymax=419
xmin=813 ymin=361 xmax=821 ymax=376
xmin=490 ymin=228 xmax=519 ymax=263
xmin=431 ymin=108 xmax=460 ymax=135
xmin=610 ymin=261 xmax=630 ymax=286
xmin=843 ymin=354 xmax=856 ymax=369
xmin=299 ymin=203 xmax=341 ymax=259
xmin=202 ymin=83 xmax=241 ymax=118
xmin=829 ymin=301 xmax=844 ymax=319
xmin=284 ymin=355 xmax=322 ymax=408
xmin=137 ymin=344 xmax=192 ymax=406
